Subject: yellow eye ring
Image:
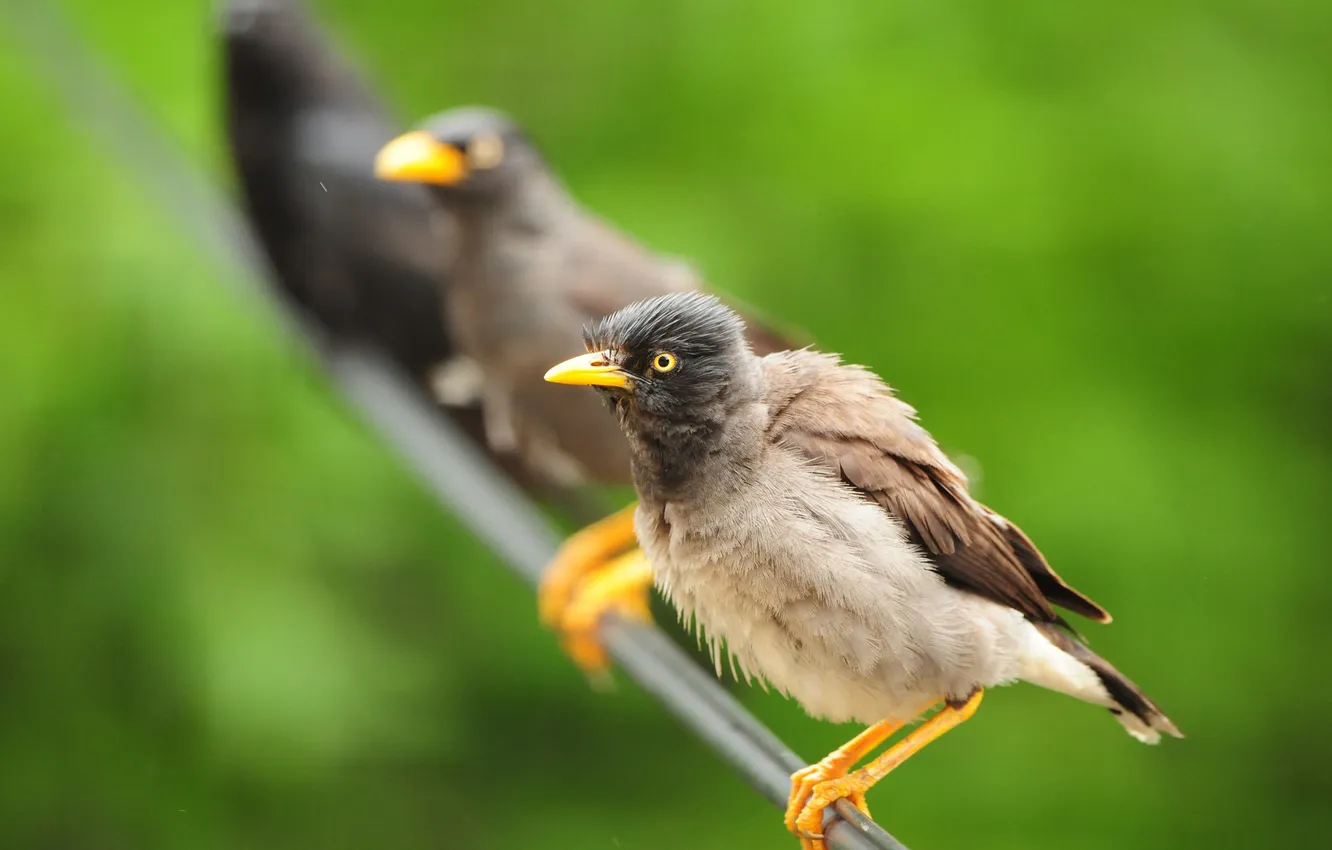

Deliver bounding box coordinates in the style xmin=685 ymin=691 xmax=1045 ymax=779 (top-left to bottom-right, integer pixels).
xmin=467 ymin=133 xmax=505 ymax=170
xmin=651 ymin=352 xmax=677 ymax=373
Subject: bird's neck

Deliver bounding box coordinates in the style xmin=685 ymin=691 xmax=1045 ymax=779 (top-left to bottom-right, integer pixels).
xmin=447 ymin=172 xmax=577 ymax=302
xmin=623 ymin=366 xmax=766 ymax=503
xmin=453 ymin=170 xmax=574 ymax=241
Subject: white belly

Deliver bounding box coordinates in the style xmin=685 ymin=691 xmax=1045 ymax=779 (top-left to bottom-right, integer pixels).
xmin=636 ymin=455 xmax=1034 ymax=725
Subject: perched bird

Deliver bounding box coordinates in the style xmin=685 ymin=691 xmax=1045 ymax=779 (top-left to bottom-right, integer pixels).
xmin=544 ymin=292 xmax=1182 ymax=849
xmin=220 ymin=0 xmax=563 ymax=498
xmin=373 ymin=109 xmax=802 ymax=670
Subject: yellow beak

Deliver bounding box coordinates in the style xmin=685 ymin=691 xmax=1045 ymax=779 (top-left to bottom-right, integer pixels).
xmin=543 ymin=352 xmax=631 ymax=389
xmin=374 ymin=131 xmax=467 ymax=185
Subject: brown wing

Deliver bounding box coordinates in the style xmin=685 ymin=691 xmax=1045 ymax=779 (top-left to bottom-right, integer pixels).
xmin=765 ymin=352 xmax=1111 ymax=626
xmin=562 ymin=218 xmax=807 ymax=357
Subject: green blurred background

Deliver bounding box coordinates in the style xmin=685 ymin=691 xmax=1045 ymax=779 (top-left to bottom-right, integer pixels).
xmin=2 ymin=0 xmax=1329 ymax=848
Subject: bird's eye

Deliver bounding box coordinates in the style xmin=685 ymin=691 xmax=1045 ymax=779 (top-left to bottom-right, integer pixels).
xmin=466 ymin=133 xmax=505 ymax=170
xmin=651 ymin=352 xmax=677 ymax=373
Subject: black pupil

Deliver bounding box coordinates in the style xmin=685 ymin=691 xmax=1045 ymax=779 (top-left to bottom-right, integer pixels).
xmin=657 ymin=355 xmax=669 ymax=368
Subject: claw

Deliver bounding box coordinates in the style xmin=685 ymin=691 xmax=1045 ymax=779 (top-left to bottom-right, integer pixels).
xmin=794 ymin=772 xmax=875 ymax=848
xmin=556 ymin=549 xmax=653 ymax=674
xmin=784 ymin=693 xmax=982 ymax=849
xmin=538 ymin=503 xmax=654 ymax=676
xmin=785 ymin=740 xmax=877 ymax=850
xmin=787 ymin=761 xmax=872 ymax=850
xmin=538 ymin=503 xmax=638 ymax=628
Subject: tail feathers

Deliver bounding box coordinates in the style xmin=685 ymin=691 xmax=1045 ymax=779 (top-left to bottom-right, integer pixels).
xmin=1034 ymin=623 xmax=1183 ymax=744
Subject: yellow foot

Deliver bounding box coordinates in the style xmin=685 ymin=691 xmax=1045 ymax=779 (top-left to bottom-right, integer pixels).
xmin=556 ymin=549 xmax=654 ymax=677
xmin=791 ymin=769 xmax=875 ymax=850
xmin=785 ymin=691 xmax=984 ymax=850
xmin=538 ymin=503 xmax=638 ymax=629
xmin=539 ymin=504 xmax=654 ymax=677
xmin=784 ymin=719 xmax=898 ymax=850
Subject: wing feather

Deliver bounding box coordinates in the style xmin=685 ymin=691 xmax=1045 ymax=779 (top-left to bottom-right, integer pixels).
xmin=764 ymin=351 xmax=1110 ymax=625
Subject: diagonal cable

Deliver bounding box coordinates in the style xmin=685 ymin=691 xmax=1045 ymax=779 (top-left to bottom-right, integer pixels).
xmin=0 ymin=4 xmax=906 ymax=848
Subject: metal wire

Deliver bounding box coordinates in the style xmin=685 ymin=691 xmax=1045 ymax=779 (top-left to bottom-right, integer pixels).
xmin=1 ymin=4 xmax=908 ymax=848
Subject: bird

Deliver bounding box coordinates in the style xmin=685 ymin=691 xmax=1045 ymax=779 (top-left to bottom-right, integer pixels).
xmin=543 ymin=291 xmax=1182 ymax=849
xmin=220 ymin=0 xmax=577 ymax=500
xmin=373 ymin=108 xmax=804 ymax=671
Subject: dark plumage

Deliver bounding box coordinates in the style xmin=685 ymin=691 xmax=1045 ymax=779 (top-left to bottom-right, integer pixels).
xmin=222 ymin=0 xmax=454 ymax=375
xmin=220 ymin=0 xmax=563 ymax=499
xmin=584 ymin=292 xmax=750 ymax=418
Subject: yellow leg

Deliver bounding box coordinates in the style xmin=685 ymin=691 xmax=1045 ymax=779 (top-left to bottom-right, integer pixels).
xmin=558 ymin=549 xmax=654 ymax=674
xmin=538 ymin=503 xmax=639 ymax=628
xmin=789 ymin=690 xmax=985 ymax=850
xmin=784 ymin=719 xmax=902 ymax=842
xmin=538 ymin=503 xmax=653 ymax=675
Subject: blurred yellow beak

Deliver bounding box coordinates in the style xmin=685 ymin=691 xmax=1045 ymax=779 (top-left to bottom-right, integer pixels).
xmin=374 ymin=131 xmax=467 ymax=185
xmin=544 ymin=353 xmax=631 ymax=389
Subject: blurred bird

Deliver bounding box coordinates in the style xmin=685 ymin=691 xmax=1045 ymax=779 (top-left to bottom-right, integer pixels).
xmin=220 ymin=0 xmax=570 ymax=498
xmin=545 ymin=292 xmax=1182 ymax=849
xmin=374 ymin=108 xmax=804 ymax=671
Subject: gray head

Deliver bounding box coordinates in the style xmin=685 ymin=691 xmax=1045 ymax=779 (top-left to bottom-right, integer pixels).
xmin=545 ymin=292 xmax=756 ymax=452
xmin=374 ymin=106 xmax=544 ymax=200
